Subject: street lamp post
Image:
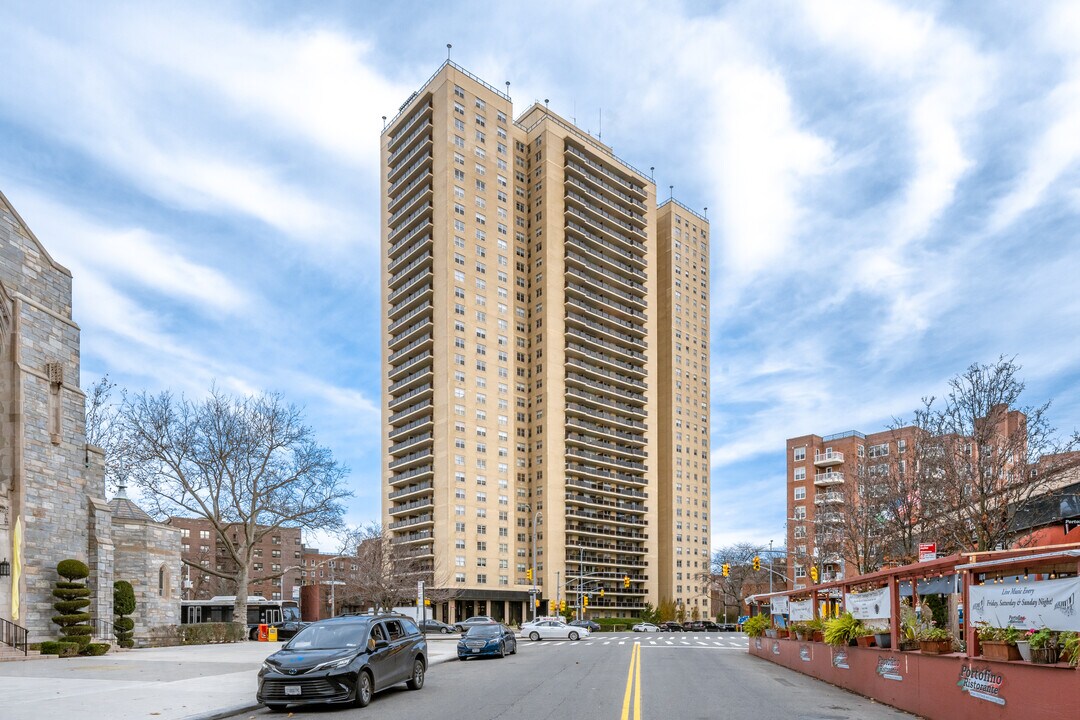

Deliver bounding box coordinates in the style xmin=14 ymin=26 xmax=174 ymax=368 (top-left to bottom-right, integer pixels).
xmin=769 ymin=539 xmax=773 ymax=595
xmin=531 ymin=510 xmax=542 ymax=622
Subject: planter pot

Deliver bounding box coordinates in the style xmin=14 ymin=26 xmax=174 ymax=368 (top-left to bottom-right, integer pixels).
xmin=765 ymin=629 xmax=778 ymax=639
xmin=981 ymin=641 xmax=1021 ymax=662
xmin=812 ymin=631 xmax=825 ymax=643
xmin=776 ymin=630 xmax=790 ymax=639
xmin=898 ymin=639 xmax=920 ymax=651
xmin=795 ymin=632 xmax=809 ymax=641
xmin=1016 ymin=640 xmax=1032 ymax=662
xmin=874 ymin=633 xmax=892 ymax=649
xmin=856 ymin=635 xmax=876 ymax=648
xmin=1030 ymin=647 xmax=1059 ymax=664
xmin=919 ymin=640 xmax=953 ymax=655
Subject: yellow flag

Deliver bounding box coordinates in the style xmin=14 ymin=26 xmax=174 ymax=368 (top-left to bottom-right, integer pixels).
xmin=12 ymin=517 xmax=22 ymax=620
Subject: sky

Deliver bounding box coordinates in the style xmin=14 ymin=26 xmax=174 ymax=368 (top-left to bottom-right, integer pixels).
xmin=2 ymin=0 xmax=1079 ymax=554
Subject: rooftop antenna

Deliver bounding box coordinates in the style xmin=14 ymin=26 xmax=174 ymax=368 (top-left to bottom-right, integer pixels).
xmin=545 ymin=98 xmax=549 ymax=109
xmin=382 ymin=115 xmax=387 ymax=130
xmin=669 ymin=184 xmax=674 ymax=200
xmin=704 ymin=206 xmax=708 ymax=218
xmin=506 ymin=81 xmax=510 ymax=99
xmin=650 ymin=166 xmax=655 ymax=180
xmin=447 ymin=43 xmax=452 ymax=61
xmin=599 ymin=108 xmax=602 ymax=140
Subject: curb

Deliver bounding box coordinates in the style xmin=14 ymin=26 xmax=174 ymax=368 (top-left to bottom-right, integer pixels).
xmin=185 ymin=652 xmax=460 ymax=720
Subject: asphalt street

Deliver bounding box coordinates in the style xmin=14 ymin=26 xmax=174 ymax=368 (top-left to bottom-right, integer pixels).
xmin=235 ymin=633 xmax=920 ymax=720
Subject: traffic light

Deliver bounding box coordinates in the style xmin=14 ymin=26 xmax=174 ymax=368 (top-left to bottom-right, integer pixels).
xmin=722 ymin=563 xmax=730 ymax=577
xmin=623 ymin=575 xmax=630 ymax=588
xmin=560 ymin=600 xmax=566 ymax=613
xmin=526 ymin=568 xmax=533 ymax=582
xmin=534 ymin=598 xmax=540 ymax=607
xmin=810 ymin=566 xmax=819 ymax=583
xmin=599 ymin=588 xmax=605 ymax=598
xmin=752 ymin=556 xmax=761 ymax=572
xmin=583 ymin=595 xmax=589 ymax=607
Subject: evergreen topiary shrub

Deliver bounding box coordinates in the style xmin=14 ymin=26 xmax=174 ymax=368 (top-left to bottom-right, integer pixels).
xmin=83 ymin=643 xmax=110 ymax=656
xmin=39 ymin=641 xmax=80 ymax=657
xmin=52 ymin=559 xmax=93 ymax=649
xmin=113 ymin=580 xmax=136 ymax=648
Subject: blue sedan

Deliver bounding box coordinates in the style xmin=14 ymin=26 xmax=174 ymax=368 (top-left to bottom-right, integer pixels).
xmin=457 ymin=623 xmax=517 ymax=660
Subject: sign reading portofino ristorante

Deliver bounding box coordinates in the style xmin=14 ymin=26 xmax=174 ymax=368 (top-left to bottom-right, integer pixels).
xmin=1065 ymin=516 xmax=1080 ymax=534
xmin=799 ymin=644 xmax=811 ymax=662
xmin=832 ymin=647 xmax=849 ymax=669
xmin=968 ymin=576 xmax=1080 ymax=631
xmin=875 ymin=656 xmax=903 ymax=681
xmin=957 ymin=665 xmax=1006 ymax=706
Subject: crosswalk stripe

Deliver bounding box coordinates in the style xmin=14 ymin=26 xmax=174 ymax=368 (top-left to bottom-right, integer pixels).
xmin=619 ymin=641 xmax=625 ymax=645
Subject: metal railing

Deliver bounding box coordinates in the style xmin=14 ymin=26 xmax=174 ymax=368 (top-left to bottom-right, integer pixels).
xmin=91 ymin=617 xmax=114 ymax=641
xmin=1 ymin=617 xmax=29 ymax=655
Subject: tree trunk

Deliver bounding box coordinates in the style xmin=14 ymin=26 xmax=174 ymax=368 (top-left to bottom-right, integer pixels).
xmin=233 ymin=562 xmax=250 ymax=627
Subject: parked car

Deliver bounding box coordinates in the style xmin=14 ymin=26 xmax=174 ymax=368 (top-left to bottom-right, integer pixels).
xmin=257 ymin=614 xmax=427 ymax=712
xmin=569 ymin=619 xmax=600 ymax=632
xmin=658 ymin=621 xmax=684 ymax=632
xmin=417 ymin=619 xmax=455 ymax=634
xmin=457 ymin=624 xmax=517 ymax=660
xmin=632 ymin=622 xmax=660 ymax=633
xmin=700 ymin=621 xmax=722 ymax=631
xmin=682 ymin=621 xmax=704 ymax=631
xmin=718 ymin=621 xmax=738 ymax=632
xmin=453 ymin=616 xmax=497 ymax=632
xmin=520 ymin=619 xmax=589 ymax=641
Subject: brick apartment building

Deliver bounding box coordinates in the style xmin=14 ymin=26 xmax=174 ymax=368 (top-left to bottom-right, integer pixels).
xmin=167 ymin=517 xmax=303 ymax=601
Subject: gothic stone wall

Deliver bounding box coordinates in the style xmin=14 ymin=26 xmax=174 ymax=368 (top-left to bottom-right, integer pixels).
xmin=113 ymin=519 xmax=181 ymax=646
xmin=0 ymin=193 xmax=111 ymax=640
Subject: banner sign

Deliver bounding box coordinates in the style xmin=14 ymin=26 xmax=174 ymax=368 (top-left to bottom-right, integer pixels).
xmin=919 ymin=542 xmax=937 ymax=562
xmin=876 ymin=656 xmax=903 ymax=681
xmin=789 ymin=599 xmax=813 ymax=621
xmin=770 ymin=595 xmax=789 ymax=615
xmin=1065 ymin=517 xmax=1080 ymax=534
xmin=900 ymin=575 xmax=958 ymax=597
xmin=845 ymin=587 xmax=891 ymax=621
xmin=968 ymin=576 xmax=1080 ymax=631
xmin=832 ymin=647 xmax=849 ymax=669
xmin=958 ymin=665 xmax=1006 ymax=706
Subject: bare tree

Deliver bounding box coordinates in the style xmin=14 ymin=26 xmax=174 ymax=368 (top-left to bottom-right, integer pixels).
xmin=876 ymin=423 xmax=930 ymax=566
xmin=119 ymin=386 xmax=350 ymax=625
xmin=913 ymin=356 xmax=1079 ymax=553
xmin=84 ymin=374 xmax=132 ymax=495
xmin=339 ymin=523 xmax=452 ymax=614
xmin=711 ymin=544 xmax=767 ymax=621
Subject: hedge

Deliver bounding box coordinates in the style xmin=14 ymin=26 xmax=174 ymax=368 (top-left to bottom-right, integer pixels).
xmin=83 ymin=643 xmax=110 ymax=656
xmin=114 ymin=617 xmax=135 ymax=632
xmin=180 ymin=623 xmax=247 ymax=645
xmin=39 ymin=641 xmax=80 ymax=657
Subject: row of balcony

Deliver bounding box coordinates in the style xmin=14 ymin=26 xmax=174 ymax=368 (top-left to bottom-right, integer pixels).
xmin=565 ymin=537 xmax=647 ymax=555
xmin=565 ymin=491 xmax=645 ymax=514
xmin=389 ymin=350 xmax=432 ymax=383
xmin=387 ymin=151 xmax=432 ymax=197
xmin=389 ymin=318 xmax=432 ymax=352
xmin=565 ymin=522 xmax=648 ymax=541
xmin=387 ymin=480 xmax=433 ymax=501
xmin=566 ymin=342 xmax=646 ymax=378
xmin=387 ymin=100 xmax=431 ymax=151
xmin=563 ymin=175 xmax=647 ymax=230
xmin=386 ymin=119 xmax=432 ymax=169
xmin=388 ymin=431 xmax=432 ymax=456
xmin=565 ymin=356 xmax=647 ymax=392
xmin=387 ymin=333 xmax=432 ymax=365
xmin=565 ymin=207 xmax=645 ymax=257
xmin=814 ymin=492 xmax=845 ymax=505
xmin=566 ymin=267 xmax=646 ymax=310
xmin=566 ymin=508 xmax=646 ymax=528
xmin=566 ymin=461 xmax=646 ymax=487
xmin=388 ymin=513 xmax=433 ymax=531
xmin=389 ymin=497 xmax=434 ymax=516
xmin=566 ymin=552 xmax=647 ymax=568
xmin=388 ymin=398 xmax=433 ymax=426
xmin=387 ymin=301 xmax=432 ymax=335
xmin=564 ymin=145 xmax=648 ymax=204
xmin=565 ymin=249 xmax=645 ymax=294
xmin=566 ymin=386 xmax=645 ymax=420
xmin=391 ymin=530 xmax=432 ymax=544
xmin=565 ymin=431 xmax=647 ymax=460
xmin=566 ymin=328 xmax=645 ymax=363
xmin=387 ymin=170 xmax=433 ymax=216
xmin=565 ymin=310 xmax=646 ymax=350
xmin=387 ymin=135 xmax=432 ymax=183
xmin=566 ymin=372 xmax=645 ymax=407
xmin=566 ymin=402 xmax=646 ymax=433
xmin=566 ymin=476 xmax=648 ymax=501
xmin=565 ymin=415 xmax=647 ymax=447
xmin=565 ymin=190 xmax=647 ymax=239
xmin=566 ymin=445 xmax=647 ymax=473
xmin=387 ymin=414 xmax=432 ymax=441
xmin=388 ymin=383 xmax=432 ymax=412
xmin=387 ymin=447 xmax=432 ymax=471
xmin=388 ymin=464 xmax=434 ymax=487
xmin=566 ymin=296 xmax=646 ymax=338
xmin=387 ymin=366 xmax=433 ymax=395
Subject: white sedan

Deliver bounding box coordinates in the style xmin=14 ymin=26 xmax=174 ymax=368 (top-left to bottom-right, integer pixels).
xmin=632 ymin=622 xmax=660 ymax=632
xmin=521 ymin=620 xmax=590 ymax=641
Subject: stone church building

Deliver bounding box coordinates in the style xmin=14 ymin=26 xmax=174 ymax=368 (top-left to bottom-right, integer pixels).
xmin=0 ymin=189 xmax=180 ymax=644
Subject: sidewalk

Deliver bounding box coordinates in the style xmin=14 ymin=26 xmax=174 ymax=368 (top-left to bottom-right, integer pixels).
xmin=0 ymin=636 xmax=462 ymax=720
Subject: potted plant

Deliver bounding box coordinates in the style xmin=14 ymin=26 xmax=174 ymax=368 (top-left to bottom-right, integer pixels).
xmin=916 ymin=625 xmax=953 ymax=655
xmin=1059 ymin=631 xmax=1078 ymax=667
xmin=866 ymin=624 xmax=892 ymax=649
xmin=855 ymin=627 xmax=877 ymax=648
xmin=897 ymin=602 xmax=920 ymax=651
xmin=1028 ymin=628 xmax=1059 ymax=664
xmin=742 ymin=614 xmax=770 ymax=638
xmin=824 ymin=612 xmax=864 ymax=647
xmin=791 ymin=622 xmax=810 ymax=641
xmin=808 ymin=618 xmax=826 ymax=643
xmin=976 ymin=623 xmax=1022 ymax=662
xmin=1016 ymin=629 xmax=1034 ymax=662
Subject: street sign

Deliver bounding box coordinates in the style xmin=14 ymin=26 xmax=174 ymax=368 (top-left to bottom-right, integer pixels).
xmin=919 ymin=543 xmax=937 ymax=562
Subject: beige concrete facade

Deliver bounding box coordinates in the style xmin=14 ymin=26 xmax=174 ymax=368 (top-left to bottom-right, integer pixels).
xmin=655 ymin=200 xmax=711 ymax=618
xmin=381 ymin=62 xmax=707 ymax=622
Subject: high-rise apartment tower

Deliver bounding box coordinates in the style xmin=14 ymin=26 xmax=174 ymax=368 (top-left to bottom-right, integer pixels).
xmin=381 ymin=61 xmax=710 ymax=623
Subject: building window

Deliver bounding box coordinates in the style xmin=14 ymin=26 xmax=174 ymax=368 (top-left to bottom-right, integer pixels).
xmin=869 ymin=443 xmax=889 ymax=458
xmin=794 ymin=487 xmax=806 ymax=501
xmin=793 ymin=447 xmax=805 ymax=461
xmin=793 ymin=467 xmax=806 ymax=482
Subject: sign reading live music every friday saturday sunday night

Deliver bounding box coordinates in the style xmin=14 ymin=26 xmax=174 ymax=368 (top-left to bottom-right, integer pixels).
xmin=968 ymin=576 xmax=1080 ymax=631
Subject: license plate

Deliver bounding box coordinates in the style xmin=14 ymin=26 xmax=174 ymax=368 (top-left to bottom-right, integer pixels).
xmin=471 ymin=648 xmax=480 ymax=653
xmin=285 ymin=686 xmax=302 ymax=696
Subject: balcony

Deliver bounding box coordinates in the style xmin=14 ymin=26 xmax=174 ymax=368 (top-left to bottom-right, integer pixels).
xmin=565 ymin=432 xmax=647 ymax=460
xmin=566 ymin=461 xmax=646 ymax=486
xmin=814 ymin=471 xmax=845 ymax=487
xmin=390 ymin=530 xmax=432 ymax=544
xmin=389 ymin=464 xmax=434 ymax=486
xmin=566 ymin=476 xmax=647 ymax=500
xmin=387 ymin=100 xmax=431 ymax=152
xmin=819 ymin=513 xmax=844 ymax=525
xmin=565 ymin=537 xmax=648 ymax=555
xmin=565 ymin=415 xmax=647 ymax=446
xmin=388 ymin=319 xmax=433 ymax=351
xmin=565 ymin=491 xmax=645 ymax=514
xmin=565 ymin=446 xmax=646 ymax=473
xmin=565 ymin=402 xmax=646 ymax=432
xmin=389 ymin=498 xmax=433 ymax=516
xmin=388 ymin=481 xmax=433 ymax=501
xmin=566 ymin=297 xmax=646 ymax=338
xmin=388 ymin=431 xmax=432 ymax=456
xmin=564 ymin=145 xmax=648 ymax=203
xmin=565 ymin=250 xmax=645 ymax=294
xmin=387 ymin=414 xmax=433 ymax=441
xmin=814 ymin=492 xmax=845 ymax=505
xmin=388 ymin=398 xmax=433 ymax=425
xmin=389 ymin=350 xmax=433 ymax=383
xmin=387 ymin=366 xmax=433 ymax=395
xmin=387 ymin=383 xmax=432 ymax=411
xmin=565 ymin=311 xmax=647 ymax=349
xmin=566 ymin=328 xmax=645 ymax=363
xmin=814 ymin=450 xmax=844 ymax=467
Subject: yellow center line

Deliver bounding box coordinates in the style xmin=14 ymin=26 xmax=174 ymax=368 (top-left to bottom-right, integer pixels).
xmin=620 ymin=641 xmax=641 ymax=720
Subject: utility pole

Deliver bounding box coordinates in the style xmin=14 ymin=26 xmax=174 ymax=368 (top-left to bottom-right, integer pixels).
xmin=556 ymin=570 xmax=560 ymax=615
xmin=579 ymin=546 xmax=584 ymax=621
xmin=531 ymin=510 xmax=542 ymax=622
xmin=769 ymin=539 xmax=774 ymax=595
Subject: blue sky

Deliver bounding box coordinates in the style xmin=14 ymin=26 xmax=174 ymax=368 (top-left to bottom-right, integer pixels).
xmin=2 ymin=0 xmax=1078 ymax=552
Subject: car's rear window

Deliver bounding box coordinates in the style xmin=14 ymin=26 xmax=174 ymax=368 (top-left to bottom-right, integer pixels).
xmin=287 ymin=621 xmax=370 ymax=650
xmin=399 ymin=618 xmax=420 ymax=636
